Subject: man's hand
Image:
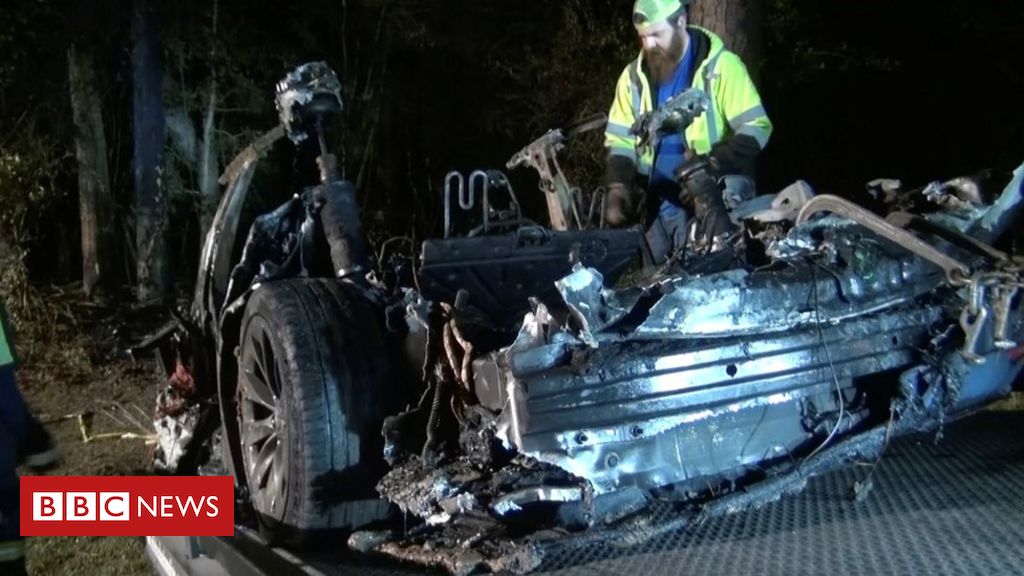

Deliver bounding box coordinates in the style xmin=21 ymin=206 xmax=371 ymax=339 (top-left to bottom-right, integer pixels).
xmin=605 ymin=182 xmax=638 ymax=227
xmin=631 ymin=88 xmax=711 ymax=155
xmin=675 ymin=155 xmax=737 ymax=247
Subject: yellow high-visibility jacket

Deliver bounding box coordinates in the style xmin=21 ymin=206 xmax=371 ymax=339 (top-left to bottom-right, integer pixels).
xmin=0 ymin=305 xmax=15 ymax=368
xmin=605 ymin=26 xmax=772 ymax=182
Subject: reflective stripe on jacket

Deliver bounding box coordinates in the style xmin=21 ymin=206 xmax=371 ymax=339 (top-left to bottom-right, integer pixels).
xmin=0 ymin=539 xmax=24 ymax=562
xmin=605 ymin=26 xmax=772 ymax=178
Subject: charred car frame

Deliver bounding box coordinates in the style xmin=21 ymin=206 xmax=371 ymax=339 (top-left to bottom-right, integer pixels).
xmin=148 ymin=62 xmax=1024 ymax=574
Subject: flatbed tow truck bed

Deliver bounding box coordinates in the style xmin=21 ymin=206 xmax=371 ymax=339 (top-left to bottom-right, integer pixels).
xmin=147 ymin=410 xmax=1024 ymax=576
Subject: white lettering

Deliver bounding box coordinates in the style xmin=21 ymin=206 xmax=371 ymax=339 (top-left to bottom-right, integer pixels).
xmin=66 ymin=492 xmax=96 ymax=521
xmin=176 ymin=496 xmax=204 ymax=517
xmin=33 ymin=492 xmax=63 ymax=521
xmin=205 ymin=496 xmax=220 ymax=518
xmin=137 ymin=496 xmax=158 ymax=517
xmin=160 ymin=495 xmax=175 ymax=517
xmin=99 ymin=492 xmax=130 ymax=521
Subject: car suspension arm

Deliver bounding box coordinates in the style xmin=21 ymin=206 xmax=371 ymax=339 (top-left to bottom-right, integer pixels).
xmin=795 ymin=194 xmax=971 ymax=282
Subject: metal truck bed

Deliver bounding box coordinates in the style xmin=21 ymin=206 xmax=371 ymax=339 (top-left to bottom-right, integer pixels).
xmin=148 ymin=409 xmax=1024 ymax=576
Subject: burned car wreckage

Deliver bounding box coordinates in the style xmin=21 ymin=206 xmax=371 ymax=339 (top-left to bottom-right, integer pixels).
xmin=149 ymin=62 xmax=1024 ymax=573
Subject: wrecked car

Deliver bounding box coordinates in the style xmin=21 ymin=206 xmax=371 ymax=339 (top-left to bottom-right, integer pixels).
xmin=149 ymin=62 xmax=1024 ymax=574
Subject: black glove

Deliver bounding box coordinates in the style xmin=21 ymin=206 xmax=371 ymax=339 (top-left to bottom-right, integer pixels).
xmin=605 ymin=182 xmax=638 ymax=227
xmin=675 ymin=155 xmax=737 ymax=247
xmin=675 ymin=155 xmax=718 ymax=205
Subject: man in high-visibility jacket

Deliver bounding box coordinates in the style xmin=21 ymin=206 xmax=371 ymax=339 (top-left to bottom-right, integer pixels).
xmin=0 ymin=302 xmax=58 ymax=576
xmin=604 ymin=0 xmax=773 ymax=262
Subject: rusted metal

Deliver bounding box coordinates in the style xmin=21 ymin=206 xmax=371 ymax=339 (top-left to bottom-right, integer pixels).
xmin=507 ymin=128 xmax=576 ymax=230
xmin=217 ymin=126 xmax=285 ymax=186
xmin=506 ymin=113 xmax=606 ymax=231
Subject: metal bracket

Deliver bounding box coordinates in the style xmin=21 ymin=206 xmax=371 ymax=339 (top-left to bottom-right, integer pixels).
xmin=991 ymin=284 xmax=1019 ymax=349
xmin=506 ymin=129 xmax=577 ymax=230
xmin=443 ymin=169 xmax=523 ymax=239
xmin=506 ymin=113 xmax=607 ymax=232
xmin=960 ymin=278 xmax=989 ymax=364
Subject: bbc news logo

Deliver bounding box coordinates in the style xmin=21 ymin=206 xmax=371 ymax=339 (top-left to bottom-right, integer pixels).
xmin=20 ymin=476 xmax=234 ymax=536
xmin=32 ymin=491 xmax=221 ymax=521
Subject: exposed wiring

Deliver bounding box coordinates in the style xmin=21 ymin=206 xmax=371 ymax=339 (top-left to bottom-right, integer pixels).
xmin=448 ymin=318 xmax=475 ymax=392
xmin=376 ymin=235 xmax=413 ymax=266
xmin=803 ymin=259 xmax=847 ymax=462
xmin=849 ymin=402 xmax=897 ymax=502
xmin=420 ymin=364 xmax=448 ymax=462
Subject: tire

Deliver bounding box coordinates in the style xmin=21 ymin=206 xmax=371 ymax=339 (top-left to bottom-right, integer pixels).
xmin=236 ymin=278 xmax=395 ymax=543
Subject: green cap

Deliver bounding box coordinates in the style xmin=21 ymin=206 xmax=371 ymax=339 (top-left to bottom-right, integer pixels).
xmin=633 ymin=0 xmax=689 ymax=30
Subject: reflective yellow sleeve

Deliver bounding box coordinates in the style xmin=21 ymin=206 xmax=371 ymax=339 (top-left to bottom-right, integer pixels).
xmin=605 ymin=65 xmax=638 ymax=163
xmin=717 ymin=53 xmax=773 ymax=149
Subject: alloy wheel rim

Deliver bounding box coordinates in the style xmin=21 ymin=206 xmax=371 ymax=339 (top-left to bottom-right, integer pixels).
xmin=239 ymin=317 xmax=289 ymax=521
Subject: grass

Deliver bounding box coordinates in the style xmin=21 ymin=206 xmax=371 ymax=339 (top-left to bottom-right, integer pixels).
xmin=28 ymin=537 xmax=151 ymax=576
xmin=4 ymin=254 xmax=157 ymax=575
xmin=16 ymin=352 xmax=158 ymax=576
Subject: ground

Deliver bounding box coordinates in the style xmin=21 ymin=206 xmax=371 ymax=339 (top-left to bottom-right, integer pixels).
xmin=8 ymin=285 xmax=162 ymax=576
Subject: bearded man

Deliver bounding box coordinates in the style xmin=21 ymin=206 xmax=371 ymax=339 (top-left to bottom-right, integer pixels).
xmin=604 ymin=0 xmax=773 ymax=261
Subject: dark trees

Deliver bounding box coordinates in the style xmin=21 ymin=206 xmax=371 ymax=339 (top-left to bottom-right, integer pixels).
xmin=132 ymin=0 xmax=169 ymax=304
xmin=68 ymin=45 xmax=113 ymax=298
xmin=691 ymin=0 xmax=764 ymax=76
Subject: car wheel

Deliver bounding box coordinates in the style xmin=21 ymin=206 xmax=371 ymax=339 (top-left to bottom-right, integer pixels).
xmin=236 ymin=278 xmax=394 ymax=543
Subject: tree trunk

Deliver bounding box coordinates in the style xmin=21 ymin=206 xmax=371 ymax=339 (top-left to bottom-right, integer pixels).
xmin=199 ymin=0 xmax=220 ymax=240
xmin=198 ymin=82 xmax=219 ymax=239
xmin=67 ymin=44 xmax=113 ymax=298
xmin=691 ymin=0 xmax=764 ymax=79
xmin=132 ymin=0 xmax=170 ymax=304
xmin=165 ymin=107 xmax=198 ymax=165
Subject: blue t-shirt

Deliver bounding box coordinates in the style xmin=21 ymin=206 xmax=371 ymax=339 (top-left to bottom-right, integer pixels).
xmin=649 ymin=36 xmax=696 ymax=217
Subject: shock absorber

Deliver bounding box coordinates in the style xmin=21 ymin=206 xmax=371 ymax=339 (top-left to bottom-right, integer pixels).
xmin=314 ymin=118 xmax=370 ymax=280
